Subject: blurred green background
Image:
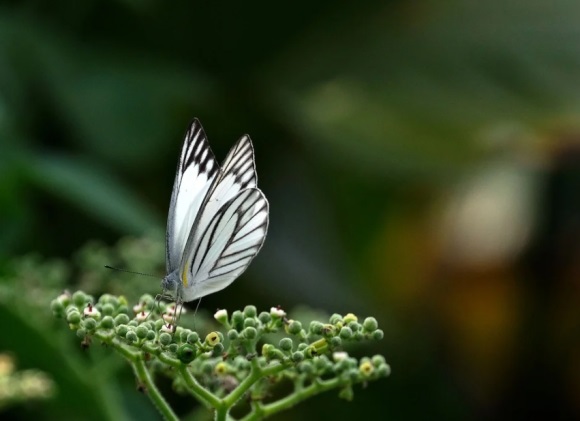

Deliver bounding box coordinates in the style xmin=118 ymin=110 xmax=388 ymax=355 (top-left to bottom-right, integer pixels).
xmin=1 ymin=0 xmax=580 ymax=419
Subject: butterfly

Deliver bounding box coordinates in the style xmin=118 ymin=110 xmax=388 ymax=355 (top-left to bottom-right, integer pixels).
xmin=160 ymin=118 xmax=269 ymax=316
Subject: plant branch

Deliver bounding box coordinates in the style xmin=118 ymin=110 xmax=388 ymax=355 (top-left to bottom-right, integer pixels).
xmin=132 ymin=358 xmax=179 ymax=421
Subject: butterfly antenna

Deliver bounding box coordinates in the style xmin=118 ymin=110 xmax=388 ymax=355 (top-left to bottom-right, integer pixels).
xmin=104 ymin=265 xmax=158 ymax=278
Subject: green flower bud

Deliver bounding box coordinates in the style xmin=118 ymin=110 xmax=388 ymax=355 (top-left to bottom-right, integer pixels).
xmin=51 ymin=299 xmax=65 ymax=316
xmin=353 ymin=331 xmax=364 ymax=341
xmin=114 ymin=314 xmax=130 ymax=325
xmin=100 ymin=316 xmax=114 ymax=329
xmin=57 ymin=292 xmax=71 ymax=307
xmin=66 ymin=311 xmax=81 ymax=324
xmin=372 ymin=329 xmax=384 ymax=340
xmin=329 ymin=313 xmax=343 ymax=325
xmin=234 ymin=356 xmax=251 ymax=370
xmin=298 ymin=343 xmax=308 ymax=351
xmin=138 ymin=294 xmax=155 ymax=306
xmin=330 ymin=336 xmax=342 ymax=348
xmin=339 ymin=326 xmax=353 ymax=339
xmin=243 ymin=305 xmax=257 ymax=318
xmin=177 ymin=344 xmax=196 ymax=363
xmin=128 ymin=320 xmax=139 ymax=327
xmin=377 ymin=364 xmax=391 ymax=377
xmin=82 ymin=318 xmax=97 ymax=331
xmin=179 ymin=329 xmax=191 ymax=343
xmin=292 ymin=351 xmax=304 ymax=362
xmin=348 ymin=321 xmax=361 ymax=332
xmin=76 ymin=328 xmax=87 ymax=338
xmin=243 ymin=318 xmax=256 ymax=328
xmin=322 ymin=324 xmax=336 ymax=338
xmin=154 ymin=319 xmax=165 ymax=330
xmin=159 ymin=332 xmax=172 ymax=346
xmin=126 ymin=330 xmax=138 ymax=343
xmin=372 ymin=355 xmax=386 ymax=367
xmin=231 ymin=310 xmax=244 ymax=328
xmin=227 ymin=329 xmax=239 ymax=340
xmin=187 ymin=332 xmax=200 ymax=344
xmin=286 ymin=320 xmax=302 ymax=335
xmin=205 ymin=332 xmax=221 ymax=346
xmin=309 ymin=321 xmax=324 ymax=335
xmin=211 ymin=343 xmax=224 ymax=356
xmin=72 ymin=291 xmax=88 ymax=307
xmin=348 ymin=368 xmax=360 ymax=381
xmin=116 ymin=325 xmax=129 ymax=337
xmin=297 ymin=361 xmax=314 ymax=375
xmin=135 ymin=325 xmax=148 ymax=339
xmin=258 ymin=312 xmax=271 ymax=324
xmin=343 ymin=313 xmax=358 ymax=324
xmin=261 ymin=343 xmax=275 ymax=357
xmin=243 ymin=327 xmax=257 ymax=340
xmin=100 ymin=294 xmax=119 ymax=306
xmin=279 ymin=338 xmax=293 ymax=351
xmin=168 ymin=343 xmax=178 ymax=353
xmin=363 ymin=317 xmax=378 ymax=332
xmin=117 ymin=305 xmax=129 ymax=315
xmin=201 ymin=361 xmax=213 ymax=374
xmin=101 ymin=304 xmax=115 ymax=316
xmin=146 ymin=330 xmax=156 ymax=341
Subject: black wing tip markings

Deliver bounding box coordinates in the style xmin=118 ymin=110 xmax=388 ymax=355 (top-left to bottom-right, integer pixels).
xmin=222 ymin=135 xmax=258 ymax=189
xmin=181 ymin=119 xmax=218 ymax=178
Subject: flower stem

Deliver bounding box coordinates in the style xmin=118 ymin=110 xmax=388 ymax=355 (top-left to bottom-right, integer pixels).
xmin=178 ymin=365 xmax=222 ymax=409
xmin=240 ymin=377 xmax=345 ymax=421
xmin=132 ymin=359 xmax=179 ymax=421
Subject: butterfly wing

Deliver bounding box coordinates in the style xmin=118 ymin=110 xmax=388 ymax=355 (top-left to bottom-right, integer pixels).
xmin=179 ymin=134 xmax=258 ymax=265
xmin=180 ymin=187 xmax=269 ymax=301
xmin=166 ymin=119 xmax=218 ymax=273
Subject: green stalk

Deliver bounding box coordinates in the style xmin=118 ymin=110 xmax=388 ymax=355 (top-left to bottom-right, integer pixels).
xmin=132 ymin=359 xmax=179 ymax=421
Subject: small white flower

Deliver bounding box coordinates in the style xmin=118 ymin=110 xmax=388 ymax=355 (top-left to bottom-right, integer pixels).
xmin=135 ymin=311 xmax=149 ymax=322
xmin=132 ymin=304 xmax=143 ymax=314
xmin=161 ymin=324 xmax=173 ymax=333
xmin=270 ymin=307 xmax=286 ymax=318
xmin=333 ymin=351 xmax=349 ymax=362
xmin=83 ymin=304 xmax=100 ymax=318
xmin=214 ymin=309 xmax=228 ymax=322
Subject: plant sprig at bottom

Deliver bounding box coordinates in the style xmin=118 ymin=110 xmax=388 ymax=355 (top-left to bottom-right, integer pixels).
xmin=51 ymin=291 xmax=390 ymax=421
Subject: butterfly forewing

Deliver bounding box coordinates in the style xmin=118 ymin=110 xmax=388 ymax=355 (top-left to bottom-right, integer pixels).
xmin=180 ymin=134 xmax=258 ymax=261
xmin=166 ymin=119 xmax=218 ymax=272
xmin=181 ymin=187 xmax=269 ymax=301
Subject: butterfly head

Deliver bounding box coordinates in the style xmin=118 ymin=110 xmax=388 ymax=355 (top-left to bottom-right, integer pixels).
xmin=161 ymin=270 xmax=181 ymax=300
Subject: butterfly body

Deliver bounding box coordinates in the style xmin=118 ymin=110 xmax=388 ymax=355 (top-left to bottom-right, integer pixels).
xmin=161 ymin=119 xmax=269 ymax=304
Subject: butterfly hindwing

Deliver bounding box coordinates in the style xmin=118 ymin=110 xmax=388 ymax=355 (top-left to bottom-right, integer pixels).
xmin=181 ymin=187 xmax=269 ymax=301
xmin=166 ymin=119 xmax=218 ymax=272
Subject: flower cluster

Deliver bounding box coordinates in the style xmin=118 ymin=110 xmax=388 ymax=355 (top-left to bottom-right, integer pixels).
xmin=51 ymin=291 xmax=390 ymax=420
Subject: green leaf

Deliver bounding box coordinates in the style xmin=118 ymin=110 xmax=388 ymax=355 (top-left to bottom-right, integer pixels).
xmin=26 ymin=153 xmax=161 ymax=234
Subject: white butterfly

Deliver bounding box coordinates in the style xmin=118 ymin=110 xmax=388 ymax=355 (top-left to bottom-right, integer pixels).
xmin=160 ymin=118 xmax=269 ymax=307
